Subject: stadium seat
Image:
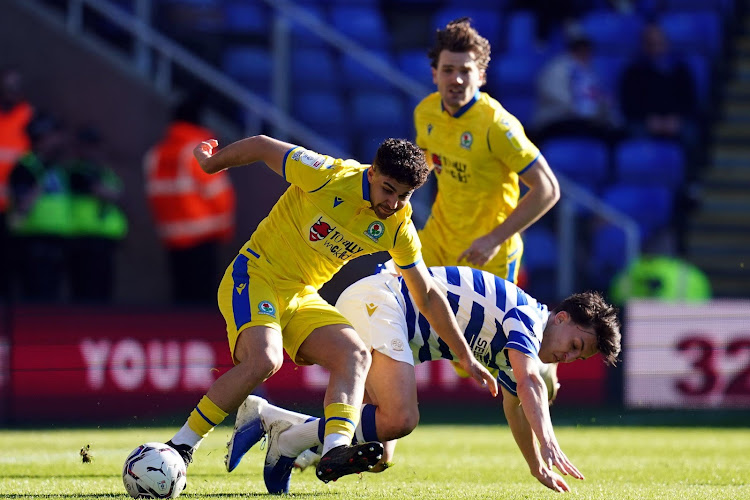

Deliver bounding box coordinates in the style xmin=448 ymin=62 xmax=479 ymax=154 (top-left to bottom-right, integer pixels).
xmin=395 ymin=49 xmax=435 ymax=92
xmin=581 ymin=10 xmax=645 ymax=56
xmin=613 ymin=139 xmax=685 ymax=189
xmin=659 ymin=11 xmax=722 ymax=56
xmin=288 ymin=4 xmax=328 ymax=48
xmin=590 ymin=222 xmax=630 ymax=283
xmin=292 ymin=91 xmax=353 ymax=156
xmin=352 ymin=92 xmax=408 ymax=130
xmin=661 ymin=0 xmax=735 ymax=15
xmin=521 ymin=226 xmax=558 ymax=273
xmin=592 ymin=54 xmax=629 ymax=96
xmin=684 ymin=53 xmax=712 ymax=109
xmin=222 ymin=2 xmax=270 ymax=36
xmin=541 ymin=137 xmax=610 ymax=192
xmin=221 ymin=45 xmax=272 ymax=98
xmin=431 ymin=7 xmax=504 ymax=49
xmin=497 ymin=94 xmax=536 ymax=126
xmin=601 ymin=184 xmax=674 ymax=238
xmin=329 ymin=6 xmax=391 ymax=49
xmin=340 ymin=50 xmax=397 ymax=91
xmin=488 ymin=52 xmax=545 ymax=98
xmin=505 ymin=10 xmax=537 ymax=50
xmin=290 ymin=48 xmax=340 ymax=92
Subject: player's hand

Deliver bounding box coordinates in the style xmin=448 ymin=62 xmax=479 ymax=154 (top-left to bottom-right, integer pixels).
xmin=540 ymin=442 xmax=584 ymax=480
xmin=457 ymin=234 xmax=502 ymax=267
xmin=193 ymin=139 xmax=219 ymax=172
xmin=457 ymin=357 xmax=498 ymax=397
xmin=533 ymin=466 xmax=571 ymax=493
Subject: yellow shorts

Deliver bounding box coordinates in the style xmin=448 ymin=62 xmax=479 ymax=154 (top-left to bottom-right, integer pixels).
xmin=217 ymin=252 xmax=351 ymax=365
xmin=418 ymin=227 xmax=522 ymax=283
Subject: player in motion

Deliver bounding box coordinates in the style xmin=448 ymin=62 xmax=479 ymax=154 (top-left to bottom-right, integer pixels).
xmin=228 ymin=266 xmax=621 ymax=493
xmin=158 ymin=135 xmax=497 ymax=490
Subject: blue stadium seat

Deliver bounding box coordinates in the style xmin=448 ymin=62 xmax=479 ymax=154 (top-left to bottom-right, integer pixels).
xmin=505 ymin=10 xmax=537 ymax=50
xmin=288 ymin=4 xmax=328 ymax=48
xmin=352 ymin=92 xmax=408 ymax=130
xmin=660 ymin=0 xmax=735 ymax=14
xmin=222 ymin=2 xmax=270 ymax=36
xmin=340 ymin=50 xmax=396 ymax=91
xmin=521 ymin=226 xmax=558 ymax=273
xmin=431 ymin=7 xmax=504 ymax=49
xmin=290 ymin=48 xmax=340 ymax=92
xmin=395 ymin=49 xmax=435 ymax=91
xmin=330 ymin=6 xmax=391 ymax=49
xmin=614 ymin=139 xmax=685 ymax=189
xmin=221 ymin=46 xmax=272 ymax=98
xmin=581 ymin=11 xmax=645 ymax=56
xmin=592 ymin=54 xmax=629 ymax=95
xmin=601 ymin=184 xmax=674 ymax=238
xmin=590 ymin=223 xmax=629 ymax=280
xmin=659 ymin=11 xmax=722 ymax=56
xmin=684 ymin=53 xmax=712 ymax=108
xmin=498 ymin=94 xmax=536 ymax=126
xmin=541 ymin=137 xmax=610 ymax=192
xmin=292 ymin=91 xmax=353 ymax=155
xmin=489 ymin=52 xmax=545 ymax=98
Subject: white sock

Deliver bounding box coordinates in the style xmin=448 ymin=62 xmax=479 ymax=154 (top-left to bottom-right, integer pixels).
xmin=262 ymin=403 xmax=312 ymax=427
xmin=322 ymin=433 xmax=351 ymax=456
xmin=170 ymin=423 xmax=202 ymax=449
xmin=278 ymin=418 xmax=322 ymax=457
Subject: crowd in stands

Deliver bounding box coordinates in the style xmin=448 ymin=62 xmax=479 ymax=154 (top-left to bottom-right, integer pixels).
xmin=6 ymin=0 xmax=733 ymax=305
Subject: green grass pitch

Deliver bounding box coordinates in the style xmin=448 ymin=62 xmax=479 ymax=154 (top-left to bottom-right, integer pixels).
xmin=1 ymin=424 xmax=748 ymax=499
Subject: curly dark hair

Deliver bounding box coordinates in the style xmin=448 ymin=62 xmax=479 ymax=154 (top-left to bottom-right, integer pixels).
xmin=552 ymin=291 xmax=622 ymax=366
xmin=372 ymin=138 xmax=430 ymax=189
xmin=428 ymin=17 xmax=491 ymax=71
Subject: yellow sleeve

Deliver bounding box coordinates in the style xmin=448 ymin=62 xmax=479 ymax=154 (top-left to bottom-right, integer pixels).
xmin=388 ymin=214 xmax=422 ymax=269
xmin=283 ymin=146 xmax=338 ymax=191
xmin=487 ymin=116 xmax=541 ymax=174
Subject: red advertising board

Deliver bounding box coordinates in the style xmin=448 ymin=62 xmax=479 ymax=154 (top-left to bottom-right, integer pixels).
xmin=7 ymin=306 xmax=608 ymax=423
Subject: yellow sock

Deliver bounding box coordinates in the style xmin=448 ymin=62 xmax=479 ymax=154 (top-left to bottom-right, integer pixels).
xmin=187 ymin=396 xmax=229 ymax=438
xmin=323 ymin=403 xmax=359 ymax=442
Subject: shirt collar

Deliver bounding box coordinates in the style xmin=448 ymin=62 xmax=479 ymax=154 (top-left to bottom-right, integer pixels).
xmin=361 ymin=167 xmax=371 ymax=202
xmin=441 ymin=90 xmax=480 ymax=119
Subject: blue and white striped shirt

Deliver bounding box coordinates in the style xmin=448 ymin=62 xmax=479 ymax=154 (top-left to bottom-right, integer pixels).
xmin=397 ymin=266 xmax=549 ymax=394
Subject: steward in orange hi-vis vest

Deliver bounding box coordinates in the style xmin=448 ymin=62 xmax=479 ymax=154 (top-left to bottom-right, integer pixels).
xmin=144 ymin=121 xmax=236 ymax=249
xmin=0 ymin=100 xmax=33 ymax=213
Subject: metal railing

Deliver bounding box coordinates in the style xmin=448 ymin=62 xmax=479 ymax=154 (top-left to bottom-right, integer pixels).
xmin=16 ymin=0 xmax=641 ymax=298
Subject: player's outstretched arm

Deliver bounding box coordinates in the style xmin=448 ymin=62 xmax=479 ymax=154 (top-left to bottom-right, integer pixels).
xmin=501 ymin=386 xmax=570 ymax=493
xmin=400 ymin=262 xmax=498 ymax=397
xmin=193 ymin=135 xmax=296 ymax=176
xmin=508 ymin=349 xmax=584 ymax=480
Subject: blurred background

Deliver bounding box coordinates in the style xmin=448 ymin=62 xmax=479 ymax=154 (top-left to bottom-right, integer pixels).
xmin=0 ymin=0 xmax=748 ymax=425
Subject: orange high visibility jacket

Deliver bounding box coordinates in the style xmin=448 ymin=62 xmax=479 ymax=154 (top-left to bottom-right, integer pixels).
xmin=0 ymin=101 xmax=33 ymax=212
xmin=144 ymin=121 xmax=236 ymax=249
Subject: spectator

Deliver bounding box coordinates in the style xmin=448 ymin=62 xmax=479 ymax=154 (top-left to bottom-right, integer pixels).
xmin=0 ymin=67 xmax=34 ymax=300
xmin=532 ymin=27 xmax=621 ymax=145
xmin=619 ymin=23 xmax=698 ymax=150
xmin=67 ymin=126 xmax=128 ymax=303
xmin=7 ymin=112 xmax=71 ymax=302
xmin=144 ymin=95 xmax=236 ymax=306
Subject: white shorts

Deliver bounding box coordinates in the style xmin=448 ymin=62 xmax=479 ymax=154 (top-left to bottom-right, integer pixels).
xmin=335 ymin=273 xmax=415 ymax=366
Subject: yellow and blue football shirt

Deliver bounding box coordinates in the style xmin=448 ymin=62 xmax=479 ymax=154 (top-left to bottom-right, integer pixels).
xmin=242 ymin=146 xmax=422 ymax=291
xmin=414 ymin=91 xmax=541 ymax=279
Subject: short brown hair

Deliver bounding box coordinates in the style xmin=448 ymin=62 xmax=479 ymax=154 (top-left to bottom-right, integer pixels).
xmin=428 ymin=17 xmax=491 ymax=71
xmin=552 ymin=291 xmax=622 ymax=366
xmin=373 ymin=138 xmax=430 ymax=189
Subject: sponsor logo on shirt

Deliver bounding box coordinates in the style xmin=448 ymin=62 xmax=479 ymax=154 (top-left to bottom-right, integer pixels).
xmin=391 ymin=338 xmax=405 ymax=351
xmin=431 ymin=153 xmax=442 ymax=174
xmin=310 ymin=217 xmax=336 ymax=242
xmin=235 ymin=283 xmax=246 ymax=294
xmin=293 ymin=148 xmax=327 ymax=169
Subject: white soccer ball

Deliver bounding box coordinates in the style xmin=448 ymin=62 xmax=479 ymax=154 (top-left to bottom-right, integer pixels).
xmin=122 ymin=442 xmax=187 ymax=499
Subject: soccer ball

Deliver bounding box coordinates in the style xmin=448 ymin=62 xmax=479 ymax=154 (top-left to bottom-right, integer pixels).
xmin=122 ymin=442 xmax=187 ymax=499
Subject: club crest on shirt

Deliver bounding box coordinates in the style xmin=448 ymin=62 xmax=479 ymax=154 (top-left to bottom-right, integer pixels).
xmin=460 ymin=131 xmax=473 ymax=150
xmin=292 ymin=148 xmax=327 ymax=169
xmin=257 ymin=300 xmax=276 ymax=317
xmin=364 ymin=221 xmax=385 ymax=242
xmin=310 ymin=217 xmax=336 ymax=242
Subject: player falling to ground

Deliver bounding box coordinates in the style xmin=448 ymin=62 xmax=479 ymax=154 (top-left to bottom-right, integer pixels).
xmin=159 ymin=135 xmax=498 ymax=489
xmin=227 ymin=266 xmax=621 ymax=493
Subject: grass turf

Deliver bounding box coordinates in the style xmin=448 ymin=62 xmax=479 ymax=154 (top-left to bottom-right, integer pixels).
xmin=1 ymin=424 xmax=748 ymax=499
